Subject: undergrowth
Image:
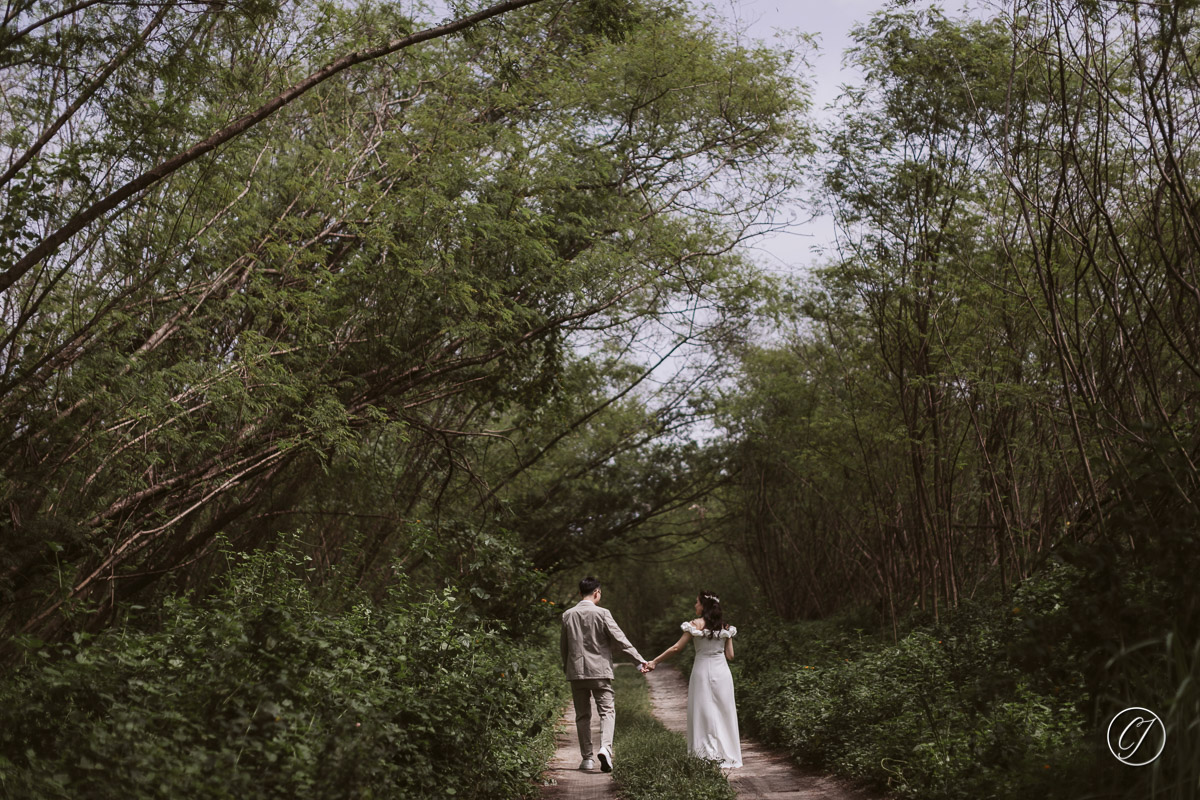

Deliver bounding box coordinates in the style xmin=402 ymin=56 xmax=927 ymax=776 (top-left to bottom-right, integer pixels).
xmin=0 ymin=545 xmax=564 ymax=799
xmin=737 ymin=562 xmax=1098 ymax=800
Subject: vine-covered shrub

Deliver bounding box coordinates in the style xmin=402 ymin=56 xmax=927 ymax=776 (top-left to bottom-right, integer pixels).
xmin=736 ymin=564 xmax=1096 ymax=800
xmin=0 ymin=549 xmax=563 ymax=799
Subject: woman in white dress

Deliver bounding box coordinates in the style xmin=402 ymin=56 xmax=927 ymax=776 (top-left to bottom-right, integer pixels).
xmin=647 ymin=591 xmax=742 ymax=768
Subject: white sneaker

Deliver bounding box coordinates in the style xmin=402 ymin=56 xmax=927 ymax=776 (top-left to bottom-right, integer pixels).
xmin=578 ymin=759 xmax=595 ymax=770
xmin=597 ymin=746 xmax=612 ymax=773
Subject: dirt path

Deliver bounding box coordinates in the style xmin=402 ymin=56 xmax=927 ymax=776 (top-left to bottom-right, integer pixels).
xmin=539 ymin=686 xmax=620 ymax=800
xmin=644 ymin=665 xmax=879 ymax=800
xmin=541 ymin=664 xmax=879 ymax=800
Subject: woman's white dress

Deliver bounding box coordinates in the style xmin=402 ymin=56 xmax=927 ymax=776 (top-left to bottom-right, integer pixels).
xmin=682 ymin=621 xmax=742 ymax=768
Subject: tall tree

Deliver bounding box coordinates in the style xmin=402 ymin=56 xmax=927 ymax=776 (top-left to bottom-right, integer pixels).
xmin=0 ymin=0 xmax=808 ymax=641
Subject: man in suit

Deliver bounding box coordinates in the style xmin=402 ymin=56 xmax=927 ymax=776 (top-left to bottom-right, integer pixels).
xmin=560 ymin=575 xmax=654 ymax=772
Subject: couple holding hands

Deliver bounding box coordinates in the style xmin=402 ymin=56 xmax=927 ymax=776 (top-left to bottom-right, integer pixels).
xmin=559 ymin=576 xmax=742 ymax=772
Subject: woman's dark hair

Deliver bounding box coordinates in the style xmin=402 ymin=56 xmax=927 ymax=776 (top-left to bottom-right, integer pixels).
xmin=580 ymin=576 xmax=602 ymax=596
xmin=698 ymin=591 xmax=727 ymax=638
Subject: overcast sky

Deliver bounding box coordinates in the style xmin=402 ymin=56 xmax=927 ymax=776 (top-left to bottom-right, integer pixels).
xmin=710 ymin=0 xmax=910 ymax=110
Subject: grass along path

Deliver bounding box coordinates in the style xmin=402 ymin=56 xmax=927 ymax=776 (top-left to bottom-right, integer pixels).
xmin=609 ymin=666 xmax=736 ymax=800
xmin=540 ymin=664 xmax=734 ymax=800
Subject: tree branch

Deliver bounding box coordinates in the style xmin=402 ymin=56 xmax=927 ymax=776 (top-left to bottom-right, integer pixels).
xmin=0 ymin=0 xmax=550 ymax=294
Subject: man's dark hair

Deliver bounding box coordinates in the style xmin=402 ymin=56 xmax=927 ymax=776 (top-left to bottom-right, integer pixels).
xmin=579 ymin=576 xmax=601 ymax=596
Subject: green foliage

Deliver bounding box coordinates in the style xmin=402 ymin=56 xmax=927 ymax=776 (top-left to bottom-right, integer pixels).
xmin=1147 ymin=628 xmax=1200 ymax=799
xmin=610 ymin=668 xmax=736 ymax=800
xmin=736 ymin=571 xmax=1100 ymax=800
xmin=403 ymin=521 xmax=561 ymax=637
xmin=1033 ymin=443 xmax=1200 ymax=799
xmin=0 ymin=0 xmax=807 ymax=639
xmin=716 ymin=5 xmax=1200 ymax=797
xmin=0 ymin=547 xmax=564 ymax=799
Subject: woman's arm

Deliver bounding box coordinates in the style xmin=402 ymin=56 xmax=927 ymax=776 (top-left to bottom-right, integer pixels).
xmin=724 ymin=635 xmax=734 ymax=661
xmin=650 ymin=632 xmax=692 ymax=666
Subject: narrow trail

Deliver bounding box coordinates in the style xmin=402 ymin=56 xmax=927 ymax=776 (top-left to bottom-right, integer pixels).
xmin=541 ymin=664 xmax=879 ymax=800
xmin=539 ymin=684 xmax=620 ymax=800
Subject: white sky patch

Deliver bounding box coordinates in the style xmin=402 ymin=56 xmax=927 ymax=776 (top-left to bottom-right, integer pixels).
xmin=704 ymin=0 xmax=980 ymax=278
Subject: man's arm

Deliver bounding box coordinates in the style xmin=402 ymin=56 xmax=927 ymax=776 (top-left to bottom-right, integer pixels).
xmin=602 ymin=609 xmax=647 ymax=665
xmin=560 ymin=617 xmax=569 ymax=673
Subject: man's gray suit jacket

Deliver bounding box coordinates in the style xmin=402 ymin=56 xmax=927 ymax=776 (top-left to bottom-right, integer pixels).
xmin=560 ymin=598 xmax=646 ymax=680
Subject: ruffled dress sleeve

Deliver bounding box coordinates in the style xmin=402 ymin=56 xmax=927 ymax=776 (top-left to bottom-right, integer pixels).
xmin=681 ymin=621 xmax=736 ymax=639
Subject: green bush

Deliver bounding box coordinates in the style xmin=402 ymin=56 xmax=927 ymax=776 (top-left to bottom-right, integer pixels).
xmin=736 ymin=567 xmax=1097 ymax=800
xmin=610 ymin=668 xmax=736 ymax=800
xmin=0 ymin=548 xmax=564 ymax=799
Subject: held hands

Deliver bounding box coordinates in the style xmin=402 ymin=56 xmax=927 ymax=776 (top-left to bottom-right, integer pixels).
xmin=638 ymin=661 xmax=656 ymax=674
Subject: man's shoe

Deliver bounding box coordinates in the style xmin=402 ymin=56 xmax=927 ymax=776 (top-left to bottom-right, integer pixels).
xmin=579 ymin=759 xmax=595 ymax=771
xmin=597 ymin=746 xmax=612 ymax=773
